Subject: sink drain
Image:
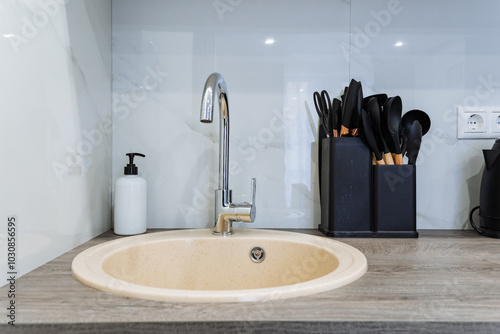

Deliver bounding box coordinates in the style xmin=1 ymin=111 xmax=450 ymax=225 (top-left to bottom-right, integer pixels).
xmin=250 ymin=247 xmax=266 ymax=263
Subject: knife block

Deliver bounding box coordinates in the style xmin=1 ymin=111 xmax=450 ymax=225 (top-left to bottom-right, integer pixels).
xmin=319 ymin=137 xmax=373 ymax=237
xmin=372 ymin=165 xmax=417 ymax=237
xmin=318 ymin=137 xmax=418 ymax=238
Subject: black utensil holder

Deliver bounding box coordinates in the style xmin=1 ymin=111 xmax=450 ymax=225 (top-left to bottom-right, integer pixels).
xmin=318 ymin=137 xmax=418 ymax=238
xmin=372 ymin=165 xmax=417 ymax=237
xmin=319 ymin=137 xmax=373 ymax=237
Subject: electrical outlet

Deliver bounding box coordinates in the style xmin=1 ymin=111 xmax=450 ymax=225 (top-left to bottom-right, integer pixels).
xmin=492 ymin=112 xmax=500 ymax=133
xmin=457 ymin=106 xmax=500 ymax=139
xmin=464 ymin=113 xmax=486 ymax=132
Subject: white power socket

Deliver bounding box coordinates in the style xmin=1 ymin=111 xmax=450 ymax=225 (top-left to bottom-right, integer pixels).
xmin=457 ymin=106 xmax=500 ymax=139
xmin=492 ymin=112 xmax=500 ymax=133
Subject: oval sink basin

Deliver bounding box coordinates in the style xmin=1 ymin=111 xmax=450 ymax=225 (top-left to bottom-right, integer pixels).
xmin=72 ymin=229 xmax=367 ymax=303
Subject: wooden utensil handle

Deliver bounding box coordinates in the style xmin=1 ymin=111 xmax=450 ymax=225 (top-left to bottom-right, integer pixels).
xmin=373 ymin=153 xmax=385 ymax=165
xmin=340 ymin=125 xmax=349 ymax=136
xmin=392 ymin=153 xmax=404 ymax=165
xmin=383 ymin=153 xmax=394 ymax=165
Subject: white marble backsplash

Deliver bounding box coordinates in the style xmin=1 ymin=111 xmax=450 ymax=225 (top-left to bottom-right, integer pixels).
xmin=0 ymin=0 xmax=112 ymax=281
xmin=112 ymin=0 xmax=500 ymax=230
xmin=112 ymin=0 xmax=350 ymax=229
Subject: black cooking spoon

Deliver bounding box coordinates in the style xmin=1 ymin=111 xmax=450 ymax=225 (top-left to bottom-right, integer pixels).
xmin=382 ymin=96 xmax=403 ymax=164
xmin=340 ymin=79 xmax=361 ymax=136
xmin=331 ymin=98 xmax=342 ymax=137
xmin=361 ymin=109 xmax=385 ymax=165
xmin=406 ymin=121 xmax=423 ymax=165
xmin=366 ymin=97 xmax=394 ymax=165
xmin=363 ymin=93 xmax=387 ymax=109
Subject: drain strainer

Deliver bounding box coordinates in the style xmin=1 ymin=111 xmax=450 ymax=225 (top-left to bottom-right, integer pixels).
xmin=250 ymin=246 xmax=266 ymax=263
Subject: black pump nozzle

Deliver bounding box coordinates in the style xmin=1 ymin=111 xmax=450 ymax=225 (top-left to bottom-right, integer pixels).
xmin=124 ymin=153 xmax=145 ymax=175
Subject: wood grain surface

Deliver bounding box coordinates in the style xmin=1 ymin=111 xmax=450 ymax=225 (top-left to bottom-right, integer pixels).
xmin=2 ymin=229 xmax=500 ymax=326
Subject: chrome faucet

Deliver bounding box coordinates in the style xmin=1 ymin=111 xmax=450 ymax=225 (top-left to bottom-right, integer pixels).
xmin=200 ymin=72 xmax=256 ymax=235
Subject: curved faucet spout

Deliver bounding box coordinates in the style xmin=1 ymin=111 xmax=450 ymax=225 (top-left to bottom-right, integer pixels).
xmin=200 ymin=73 xmax=230 ymax=205
xmin=200 ymin=73 xmax=228 ymax=123
xmin=199 ymin=73 xmax=256 ymax=235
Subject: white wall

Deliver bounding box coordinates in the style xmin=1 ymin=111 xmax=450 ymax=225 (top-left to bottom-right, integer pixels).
xmin=0 ymin=0 xmax=112 ymax=282
xmin=112 ymin=0 xmax=500 ymax=230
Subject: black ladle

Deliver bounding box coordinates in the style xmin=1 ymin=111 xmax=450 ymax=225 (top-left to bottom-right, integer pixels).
xmin=406 ymin=121 xmax=423 ymax=165
xmin=361 ymin=109 xmax=384 ymax=165
xmin=401 ymin=109 xmax=431 ymax=135
xmin=366 ymin=98 xmax=394 ymax=165
xmin=401 ymin=109 xmax=431 ymax=155
xmin=383 ymin=96 xmax=403 ymax=164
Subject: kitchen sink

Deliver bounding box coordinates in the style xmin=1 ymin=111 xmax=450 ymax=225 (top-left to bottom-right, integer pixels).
xmin=71 ymin=229 xmax=367 ymax=302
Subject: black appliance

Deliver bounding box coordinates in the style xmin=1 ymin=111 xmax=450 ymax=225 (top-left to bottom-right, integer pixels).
xmin=470 ymin=139 xmax=500 ymax=238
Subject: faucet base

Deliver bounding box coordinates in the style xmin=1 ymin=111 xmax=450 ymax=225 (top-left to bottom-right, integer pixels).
xmin=212 ymin=230 xmax=233 ymax=236
xmin=212 ymin=213 xmax=234 ymax=235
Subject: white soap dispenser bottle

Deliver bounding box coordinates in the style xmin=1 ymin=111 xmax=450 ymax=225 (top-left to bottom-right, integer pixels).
xmin=114 ymin=153 xmax=147 ymax=235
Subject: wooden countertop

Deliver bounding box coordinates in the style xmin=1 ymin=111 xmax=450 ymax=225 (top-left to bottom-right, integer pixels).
xmin=2 ymin=229 xmax=500 ymax=333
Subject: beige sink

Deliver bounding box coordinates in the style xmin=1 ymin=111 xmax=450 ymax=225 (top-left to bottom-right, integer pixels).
xmin=71 ymin=229 xmax=367 ymax=303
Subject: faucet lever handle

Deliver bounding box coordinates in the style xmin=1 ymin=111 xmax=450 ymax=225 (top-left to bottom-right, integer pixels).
xmin=249 ymin=178 xmax=256 ymax=205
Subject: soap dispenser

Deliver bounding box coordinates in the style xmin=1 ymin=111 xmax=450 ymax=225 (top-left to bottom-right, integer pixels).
xmin=114 ymin=153 xmax=147 ymax=235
